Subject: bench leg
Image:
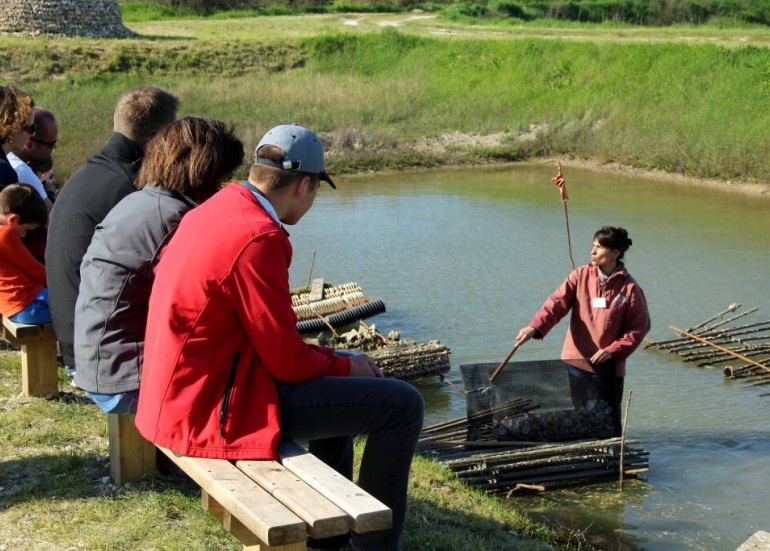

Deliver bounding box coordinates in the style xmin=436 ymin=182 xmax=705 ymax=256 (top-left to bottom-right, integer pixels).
xmin=108 ymin=413 xmax=157 ymax=485
xmin=202 ymin=491 xmax=306 ymax=551
xmin=20 ymin=339 xmax=59 ymax=398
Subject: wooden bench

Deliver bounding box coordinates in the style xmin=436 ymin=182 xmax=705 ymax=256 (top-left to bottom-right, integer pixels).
xmin=108 ymin=414 xmax=392 ymax=550
xmin=1 ymin=314 xmax=59 ymax=397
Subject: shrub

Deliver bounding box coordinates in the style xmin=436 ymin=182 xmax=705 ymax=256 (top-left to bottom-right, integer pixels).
xmin=488 ymin=0 xmax=531 ymax=18
xmin=151 ymin=0 xmax=250 ymax=14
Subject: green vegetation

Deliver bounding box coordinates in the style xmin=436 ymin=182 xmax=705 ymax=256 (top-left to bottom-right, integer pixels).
xmin=0 ymin=351 xmax=588 ymax=550
xmin=3 ymin=14 xmax=770 ymax=185
xmin=121 ymin=0 xmax=770 ymax=25
xmin=4 ymin=12 xmax=766 ymax=549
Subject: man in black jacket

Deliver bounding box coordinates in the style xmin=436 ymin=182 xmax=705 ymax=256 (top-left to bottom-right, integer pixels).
xmin=46 ymin=86 xmax=179 ymax=380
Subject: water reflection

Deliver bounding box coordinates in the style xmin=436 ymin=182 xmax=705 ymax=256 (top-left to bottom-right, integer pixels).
xmin=289 ymin=163 xmax=770 ymax=551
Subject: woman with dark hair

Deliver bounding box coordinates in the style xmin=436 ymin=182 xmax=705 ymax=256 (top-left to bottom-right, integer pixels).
xmin=516 ymin=226 xmax=651 ymax=436
xmin=73 ymin=116 xmax=244 ymax=412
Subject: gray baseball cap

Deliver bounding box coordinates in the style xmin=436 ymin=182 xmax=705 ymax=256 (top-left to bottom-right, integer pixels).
xmin=255 ymin=123 xmax=335 ymax=189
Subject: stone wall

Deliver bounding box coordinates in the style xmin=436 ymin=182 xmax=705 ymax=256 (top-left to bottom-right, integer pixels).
xmin=0 ymin=0 xmax=135 ymax=38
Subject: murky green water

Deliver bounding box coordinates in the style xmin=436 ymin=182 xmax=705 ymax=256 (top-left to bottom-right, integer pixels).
xmin=288 ymin=163 xmax=770 ymax=551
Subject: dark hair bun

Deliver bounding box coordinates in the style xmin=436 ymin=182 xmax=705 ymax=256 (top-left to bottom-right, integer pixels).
xmin=594 ymin=226 xmax=633 ymax=256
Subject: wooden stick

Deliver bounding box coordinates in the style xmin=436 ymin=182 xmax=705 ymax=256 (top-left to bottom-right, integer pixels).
xmin=687 ymin=302 xmax=741 ymax=332
xmin=563 ymin=201 xmax=575 ymax=270
xmin=669 ymin=326 xmax=770 ymax=374
xmin=488 ymin=343 xmax=521 ymax=384
xmin=506 ymin=483 xmax=545 ymax=497
xmin=305 ymin=250 xmax=316 ymax=289
xmin=313 ymin=311 xmax=339 ymax=338
xmin=619 ymin=389 xmax=632 ymax=489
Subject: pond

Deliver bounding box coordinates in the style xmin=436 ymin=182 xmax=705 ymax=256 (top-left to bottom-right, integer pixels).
xmin=287 ymin=163 xmax=770 ymax=551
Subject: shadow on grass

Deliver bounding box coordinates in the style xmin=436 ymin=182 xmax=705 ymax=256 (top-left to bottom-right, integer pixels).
xmin=404 ymin=495 xmax=563 ymax=550
xmin=129 ymin=34 xmax=195 ymax=41
xmin=0 ymin=450 xmax=197 ymax=506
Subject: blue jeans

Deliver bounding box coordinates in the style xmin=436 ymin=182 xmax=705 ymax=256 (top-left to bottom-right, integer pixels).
xmin=277 ymin=377 xmax=424 ymax=551
xmin=88 ymin=390 xmax=139 ymax=414
xmin=9 ymin=287 xmax=52 ymax=325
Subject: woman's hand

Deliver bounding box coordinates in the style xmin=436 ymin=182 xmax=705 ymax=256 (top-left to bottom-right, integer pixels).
xmin=590 ymin=348 xmax=613 ymax=365
xmin=348 ymin=353 xmax=383 ymax=378
xmin=515 ymin=326 xmax=537 ymax=346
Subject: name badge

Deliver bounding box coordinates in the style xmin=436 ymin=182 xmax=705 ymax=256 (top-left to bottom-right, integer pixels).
xmin=592 ymin=297 xmax=607 ymax=308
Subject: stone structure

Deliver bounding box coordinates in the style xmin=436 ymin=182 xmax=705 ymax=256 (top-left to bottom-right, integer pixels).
xmin=0 ymin=0 xmax=134 ymax=38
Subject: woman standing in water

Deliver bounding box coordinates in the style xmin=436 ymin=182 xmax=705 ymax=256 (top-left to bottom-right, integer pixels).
xmin=516 ymin=226 xmax=651 ymax=436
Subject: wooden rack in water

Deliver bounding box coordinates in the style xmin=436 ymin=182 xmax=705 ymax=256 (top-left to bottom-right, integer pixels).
xmin=418 ymin=400 xmax=649 ymax=493
xmin=645 ymin=303 xmax=770 ymax=397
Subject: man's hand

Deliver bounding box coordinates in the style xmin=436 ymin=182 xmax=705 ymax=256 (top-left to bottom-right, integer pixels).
xmin=348 ymin=353 xmax=383 ymax=378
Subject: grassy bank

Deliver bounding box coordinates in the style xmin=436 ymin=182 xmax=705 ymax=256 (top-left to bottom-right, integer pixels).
xmin=0 ymin=351 xmax=591 ymax=550
xmin=2 ymin=14 xmax=770 ymax=187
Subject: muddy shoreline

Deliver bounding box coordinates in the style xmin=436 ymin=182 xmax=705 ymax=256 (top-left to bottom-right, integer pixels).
xmin=545 ymin=156 xmax=770 ymax=197
xmin=396 ymin=130 xmax=770 ymax=197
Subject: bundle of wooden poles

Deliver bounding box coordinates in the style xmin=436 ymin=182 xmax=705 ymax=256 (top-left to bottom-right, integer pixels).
xmin=418 ymin=399 xmax=649 ymax=493
xmin=368 ymin=339 xmax=450 ymax=381
xmin=645 ymin=303 xmax=770 ymax=397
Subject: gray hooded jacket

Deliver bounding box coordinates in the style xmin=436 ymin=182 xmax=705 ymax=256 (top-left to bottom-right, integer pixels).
xmin=72 ymin=184 xmax=197 ymax=393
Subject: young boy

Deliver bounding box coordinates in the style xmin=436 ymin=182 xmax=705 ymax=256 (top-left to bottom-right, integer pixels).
xmin=0 ymin=183 xmax=50 ymax=324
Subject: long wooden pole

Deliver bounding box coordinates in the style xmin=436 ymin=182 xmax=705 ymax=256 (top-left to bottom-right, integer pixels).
xmin=669 ymin=325 xmax=770 ymax=374
xmin=488 ymin=343 xmax=521 ymax=384
xmin=563 ymin=202 xmax=575 ymax=270
xmin=305 ymin=250 xmax=316 ymax=289
xmin=619 ymin=389 xmax=632 ymax=489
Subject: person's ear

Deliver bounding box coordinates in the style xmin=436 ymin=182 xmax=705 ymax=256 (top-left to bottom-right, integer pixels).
xmin=296 ymin=175 xmax=312 ymax=196
xmin=5 ymin=213 xmax=20 ymax=227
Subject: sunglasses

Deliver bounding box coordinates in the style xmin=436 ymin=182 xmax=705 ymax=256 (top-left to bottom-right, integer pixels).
xmin=29 ymin=136 xmax=57 ymax=149
xmin=23 ymin=122 xmax=37 ymax=135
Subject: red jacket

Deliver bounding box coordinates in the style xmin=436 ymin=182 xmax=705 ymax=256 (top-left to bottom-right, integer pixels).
xmin=135 ymin=183 xmax=351 ymax=460
xmin=529 ymin=263 xmax=650 ymax=377
xmin=0 ymin=224 xmax=46 ymax=317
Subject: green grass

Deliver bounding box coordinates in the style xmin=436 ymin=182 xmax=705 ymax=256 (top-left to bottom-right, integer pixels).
xmin=4 ymin=13 xmax=770 ymax=186
xmin=0 ymin=351 xmax=591 ymax=550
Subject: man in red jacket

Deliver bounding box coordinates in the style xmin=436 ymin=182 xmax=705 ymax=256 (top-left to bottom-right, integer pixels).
xmin=136 ymin=124 xmax=424 ymax=551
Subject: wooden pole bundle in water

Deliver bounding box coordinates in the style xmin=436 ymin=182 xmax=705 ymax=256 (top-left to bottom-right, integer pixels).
xmin=652 ymin=311 xmax=764 ymax=352
xmin=683 ymin=346 xmax=770 ymax=367
xmin=687 ymin=302 xmax=741 ymax=332
xmin=669 ymin=326 xmax=770 ymax=375
xmin=667 ymin=324 xmax=770 ymax=354
xmin=683 ymin=343 xmax=770 ymax=363
xmin=646 ymin=303 xmax=742 ymax=349
xmin=422 ymin=397 xmax=534 ymax=435
xmin=430 ymin=438 xmax=648 ymax=492
xmin=724 ymin=362 xmax=770 ymax=378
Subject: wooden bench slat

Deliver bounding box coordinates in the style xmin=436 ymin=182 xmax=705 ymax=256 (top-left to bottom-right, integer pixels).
xmin=203 ymin=489 xmax=307 ymax=550
xmin=279 ymin=441 xmax=392 ymax=534
xmin=158 ymin=447 xmax=307 ymax=547
xmin=2 ymin=315 xmax=49 ymax=340
xmin=237 ymin=460 xmax=349 ymax=540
